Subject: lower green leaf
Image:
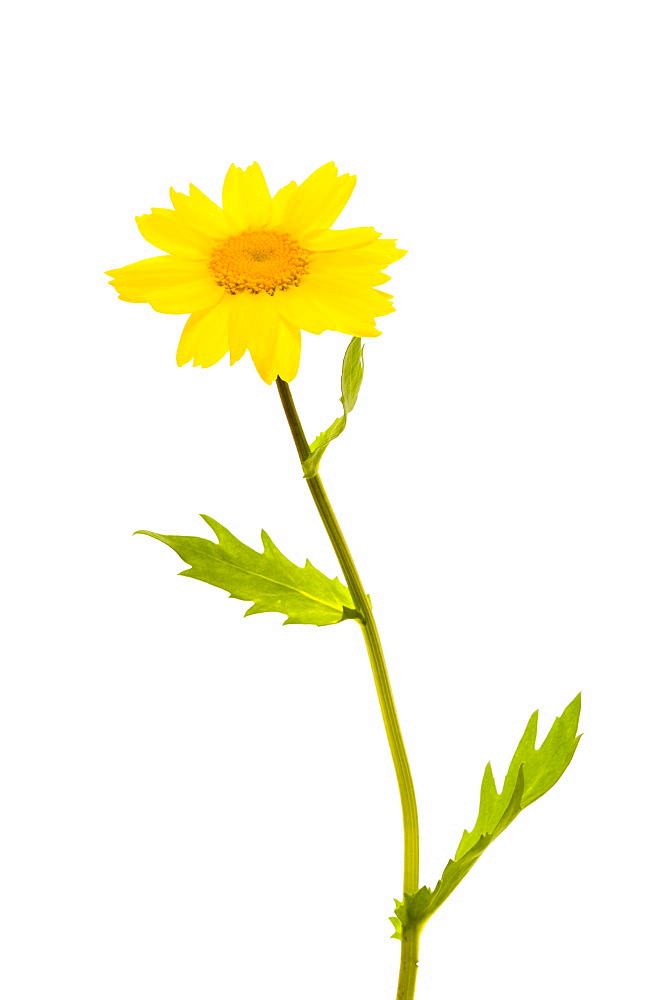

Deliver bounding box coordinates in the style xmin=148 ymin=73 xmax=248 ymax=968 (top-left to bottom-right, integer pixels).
xmin=136 ymin=515 xmax=360 ymax=626
xmin=391 ymin=694 xmax=582 ymax=935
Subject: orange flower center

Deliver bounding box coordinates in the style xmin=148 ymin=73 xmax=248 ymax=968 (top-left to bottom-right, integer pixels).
xmin=208 ymin=230 xmax=311 ymax=295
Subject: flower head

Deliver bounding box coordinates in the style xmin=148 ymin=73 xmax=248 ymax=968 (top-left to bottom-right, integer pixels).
xmin=107 ymin=162 xmax=406 ymax=383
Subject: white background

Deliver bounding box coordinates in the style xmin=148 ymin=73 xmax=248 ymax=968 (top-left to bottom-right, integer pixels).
xmin=1 ymin=1 xmax=663 ymax=997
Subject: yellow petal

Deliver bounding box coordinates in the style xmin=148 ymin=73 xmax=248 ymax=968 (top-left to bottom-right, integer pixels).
xmin=136 ymin=209 xmax=213 ymax=259
xmin=306 ymin=271 xmax=396 ymax=321
xmin=177 ymin=294 xmax=233 ymax=368
xmin=169 ymin=185 xmax=235 ymax=240
xmin=140 ymin=282 xmax=224 ymax=314
xmin=269 ymin=181 xmax=298 ymax=228
xmin=275 ymin=281 xmax=381 ymax=338
xmin=366 ymin=287 xmax=396 ymax=318
xmin=274 ymin=285 xmax=330 ymax=335
xmin=225 ymin=291 xmax=254 ymax=364
xmin=222 ymin=162 xmax=272 ymax=230
xmin=308 ymin=253 xmax=391 ymax=289
xmin=245 ymin=293 xmax=281 ymax=383
xmin=222 ymin=292 xmax=298 ymax=382
xmin=273 ymin=322 xmax=301 ymax=382
xmin=280 ymin=162 xmax=356 ymax=239
xmin=106 ymin=255 xmax=208 ymax=282
xmin=314 ymin=241 xmax=407 ymax=272
xmin=301 ymin=227 xmax=380 ymax=252
xmin=106 ymin=256 xmax=222 ymax=314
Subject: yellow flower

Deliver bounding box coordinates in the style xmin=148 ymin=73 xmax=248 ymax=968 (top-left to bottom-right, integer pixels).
xmin=107 ymin=162 xmax=406 ymax=384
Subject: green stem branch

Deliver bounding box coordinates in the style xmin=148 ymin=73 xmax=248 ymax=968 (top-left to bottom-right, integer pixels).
xmin=275 ymin=377 xmax=420 ymax=903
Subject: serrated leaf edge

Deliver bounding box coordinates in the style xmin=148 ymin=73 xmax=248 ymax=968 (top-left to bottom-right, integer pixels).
xmin=135 ymin=515 xmax=359 ymax=626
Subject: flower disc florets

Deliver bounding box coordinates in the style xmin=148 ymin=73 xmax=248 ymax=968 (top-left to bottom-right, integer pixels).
xmin=209 ymin=230 xmax=311 ymax=295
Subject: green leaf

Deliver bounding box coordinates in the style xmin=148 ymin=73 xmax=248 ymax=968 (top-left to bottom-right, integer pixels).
xmin=391 ymin=694 xmax=582 ymax=935
xmin=302 ymin=338 xmax=364 ymax=478
xmin=454 ymin=693 xmax=582 ymax=862
xmin=390 ymin=886 xmax=435 ymax=940
xmin=136 ymin=515 xmax=360 ymax=626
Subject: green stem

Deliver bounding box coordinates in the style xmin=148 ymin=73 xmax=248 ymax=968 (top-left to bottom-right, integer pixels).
xmin=396 ymin=924 xmax=422 ymax=1000
xmin=275 ymin=376 xmax=420 ymax=900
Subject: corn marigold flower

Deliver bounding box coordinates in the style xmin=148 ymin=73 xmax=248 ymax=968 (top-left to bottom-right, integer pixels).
xmin=107 ymin=162 xmax=406 ymax=384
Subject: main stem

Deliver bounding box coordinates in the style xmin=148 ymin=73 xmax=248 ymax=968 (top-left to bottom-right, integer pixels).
xmin=276 ymin=378 xmax=421 ymax=998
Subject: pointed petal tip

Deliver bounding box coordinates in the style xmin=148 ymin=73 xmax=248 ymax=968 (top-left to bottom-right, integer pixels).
xmin=176 ymin=348 xmax=194 ymax=367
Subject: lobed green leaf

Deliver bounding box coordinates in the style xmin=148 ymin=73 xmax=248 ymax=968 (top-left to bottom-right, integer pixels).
xmin=136 ymin=515 xmax=360 ymax=626
xmin=391 ymin=694 xmax=582 ymax=936
xmin=302 ymin=338 xmax=364 ymax=478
